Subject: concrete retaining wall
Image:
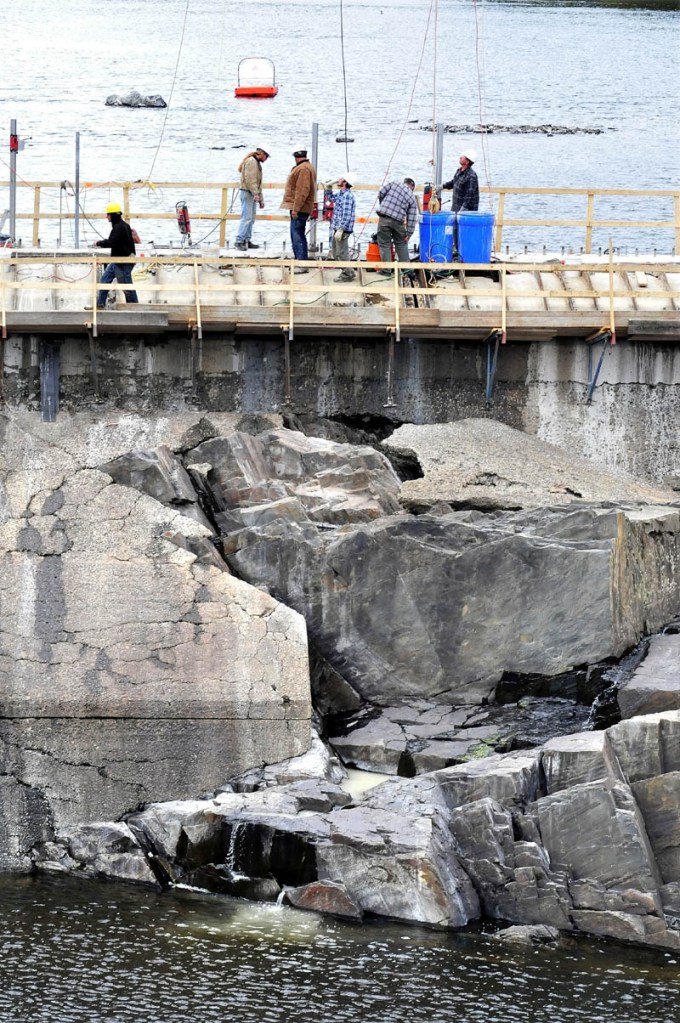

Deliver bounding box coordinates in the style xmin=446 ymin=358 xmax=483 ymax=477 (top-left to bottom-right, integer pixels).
xmin=2 ymin=331 xmax=679 ymax=484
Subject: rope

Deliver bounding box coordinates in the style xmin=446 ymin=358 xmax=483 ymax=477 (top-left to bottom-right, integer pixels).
xmin=145 ymin=0 xmax=192 ymax=183
xmin=431 ymin=0 xmax=439 ymax=167
xmin=354 ymin=0 xmax=438 ymax=248
xmin=472 ymin=0 xmax=493 ymax=208
xmin=339 ymin=0 xmax=350 ymax=174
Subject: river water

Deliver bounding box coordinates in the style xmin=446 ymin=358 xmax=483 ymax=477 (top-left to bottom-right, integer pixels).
xmin=2 ymin=0 xmax=679 ymax=251
xmin=1 ymin=874 xmax=679 ymax=1023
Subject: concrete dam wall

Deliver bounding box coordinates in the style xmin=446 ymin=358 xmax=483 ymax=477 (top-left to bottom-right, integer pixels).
xmin=3 ymin=330 xmax=679 ymax=485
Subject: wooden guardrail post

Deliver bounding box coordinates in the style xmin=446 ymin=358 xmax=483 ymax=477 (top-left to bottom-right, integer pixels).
xmin=585 ymin=191 xmax=595 ymax=254
xmin=123 ymin=184 xmax=130 ymax=221
xmin=494 ymin=190 xmax=506 ymax=253
xmin=32 ymin=186 xmax=41 ymax=247
xmin=219 ymin=187 xmax=229 ymax=248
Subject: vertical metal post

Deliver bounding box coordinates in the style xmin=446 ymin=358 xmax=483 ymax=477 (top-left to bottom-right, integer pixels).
xmin=434 ymin=122 xmax=445 ymax=190
xmin=74 ymin=132 xmax=81 ymax=248
xmin=9 ymin=119 xmax=18 ymax=244
xmin=309 ymin=121 xmax=319 ymax=252
xmin=40 ymin=340 xmax=60 ymax=422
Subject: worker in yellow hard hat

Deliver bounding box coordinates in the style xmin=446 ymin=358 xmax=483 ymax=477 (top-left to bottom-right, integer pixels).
xmin=94 ymin=203 xmax=139 ymax=308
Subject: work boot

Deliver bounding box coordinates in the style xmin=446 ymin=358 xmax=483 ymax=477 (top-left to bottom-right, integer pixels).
xmin=234 ymin=240 xmax=246 ymax=251
xmin=293 ymin=267 xmax=309 ymax=274
xmin=334 ymin=273 xmax=356 ymax=282
xmin=246 ymin=241 xmax=260 ymax=249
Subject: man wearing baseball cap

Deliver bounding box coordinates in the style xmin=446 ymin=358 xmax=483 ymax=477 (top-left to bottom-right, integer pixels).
xmin=324 ymin=174 xmax=357 ymax=282
xmin=234 ymin=146 xmax=270 ymax=251
xmin=442 ymin=149 xmax=479 ymax=257
xmin=281 ymin=147 xmax=317 ymax=271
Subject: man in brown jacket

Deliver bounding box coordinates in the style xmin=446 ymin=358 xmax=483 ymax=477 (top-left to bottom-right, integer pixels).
xmin=281 ymin=147 xmax=317 ymax=271
xmin=235 ymin=146 xmax=269 ymax=251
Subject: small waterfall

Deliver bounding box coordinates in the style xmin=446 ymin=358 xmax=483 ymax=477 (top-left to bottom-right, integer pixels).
xmin=226 ymin=822 xmax=245 ymax=877
xmin=275 ymin=888 xmax=287 ymax=908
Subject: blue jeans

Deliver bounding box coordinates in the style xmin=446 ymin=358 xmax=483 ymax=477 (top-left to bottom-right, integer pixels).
xmin=290 ymin=212 xmax=309 ymax=260
xmin=236 ymin=190 xmax=257 ymax=243
xmin=97 ymin=262 xmax=138 ymax=307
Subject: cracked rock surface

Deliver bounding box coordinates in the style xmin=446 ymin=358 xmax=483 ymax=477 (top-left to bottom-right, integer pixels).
xmin=0 ymin=412 xmax=311 ymax=868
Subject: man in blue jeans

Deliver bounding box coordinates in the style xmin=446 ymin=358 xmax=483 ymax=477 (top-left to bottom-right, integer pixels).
xmin=234 ymin=146 xmax=269 ymax=250
xmin=281 ymin=148 xmax=317 ymax=273
xmin=95 ymin=203 xmax=138 ymax=308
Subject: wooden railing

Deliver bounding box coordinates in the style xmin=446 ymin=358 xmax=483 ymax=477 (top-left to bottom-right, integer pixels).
xmin=2 ymin=254 xmax=678 ymax=345
xmin=2 ymin=180 xmax=679 ymax=255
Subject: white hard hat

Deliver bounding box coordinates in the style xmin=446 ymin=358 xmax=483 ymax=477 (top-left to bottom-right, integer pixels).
xmin=339 ymin=172 xmax=356 ymax=186
xmin=461 ymin=148 xmax=478 ymax=163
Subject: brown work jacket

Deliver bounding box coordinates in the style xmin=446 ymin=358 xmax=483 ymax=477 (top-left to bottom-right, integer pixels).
xmin=280 ymin=160 xmax=317 ymax=215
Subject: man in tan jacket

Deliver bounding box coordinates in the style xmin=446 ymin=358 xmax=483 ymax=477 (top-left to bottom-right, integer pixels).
xmin=281 ymin=147 xmax=317 ymax=271
xmin=235 ymin=146 xmax=269 ymax=251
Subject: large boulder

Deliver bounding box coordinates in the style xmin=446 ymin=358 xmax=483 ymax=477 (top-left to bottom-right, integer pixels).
xmin=0 ymin=412 xmax=311 ymax=869
xmin=227 ymin=503 xmax=680 ymax=705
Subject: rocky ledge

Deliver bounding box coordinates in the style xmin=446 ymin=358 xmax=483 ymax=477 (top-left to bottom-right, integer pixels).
xmin=420 ymin=123 xmax=613 ymax=136
xmin=34 ymin=710 xmax=680 ymax=949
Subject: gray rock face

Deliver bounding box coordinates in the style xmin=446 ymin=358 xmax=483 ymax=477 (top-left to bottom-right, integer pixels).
xmin=0 ymin=413 xmax=311 ymax=868
xmin=38 ymin=711 xmax=680 ymax=948
xmin=618 ymin=633 xmax=680 ymax=718
xmin=329 ymin=698 xmax=590 ymax=776
xmin=228 ymin=503 xmax=680 ymax=705
xmin=105 ymin=91 xmax=167 ymax=108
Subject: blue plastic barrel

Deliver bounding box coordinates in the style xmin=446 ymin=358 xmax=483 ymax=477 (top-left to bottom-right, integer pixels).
xmin=458 ymin=211 xmax=495 ymax=263
xmin=419 ymin=211 xmax=455 ymax=263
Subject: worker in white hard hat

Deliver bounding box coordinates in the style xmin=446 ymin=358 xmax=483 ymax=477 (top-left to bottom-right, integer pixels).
xmin=441 ymin=148 xmax=480 ymax=257
xmin=323 ymin=173 xmax=357 ymax=282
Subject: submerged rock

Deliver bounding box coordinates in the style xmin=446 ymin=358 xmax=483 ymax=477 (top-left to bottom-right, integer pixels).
xmin=494 ymin=924 xmax=561 ymax=946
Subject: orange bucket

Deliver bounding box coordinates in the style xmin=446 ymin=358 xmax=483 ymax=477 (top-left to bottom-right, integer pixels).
xmin=367 ymin=241 xmax=395 ymax=262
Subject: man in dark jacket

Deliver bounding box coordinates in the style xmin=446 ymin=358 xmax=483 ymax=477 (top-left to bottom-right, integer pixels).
xmin=442 ymin=149 xmax=479 ymax=257
xmin=95 ymin=203 xmax=139 ymax=307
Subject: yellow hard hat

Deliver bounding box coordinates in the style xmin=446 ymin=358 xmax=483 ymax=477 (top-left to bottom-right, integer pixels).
xmin=106 ymin=203 xmax=122 ymax=214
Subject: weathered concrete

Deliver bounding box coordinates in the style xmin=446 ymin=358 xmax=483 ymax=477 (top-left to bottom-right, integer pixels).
xmin=2 ymin=333 xmax=679 ymax=485
xmin=0 ymin=412 xmax=312 ymax=869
